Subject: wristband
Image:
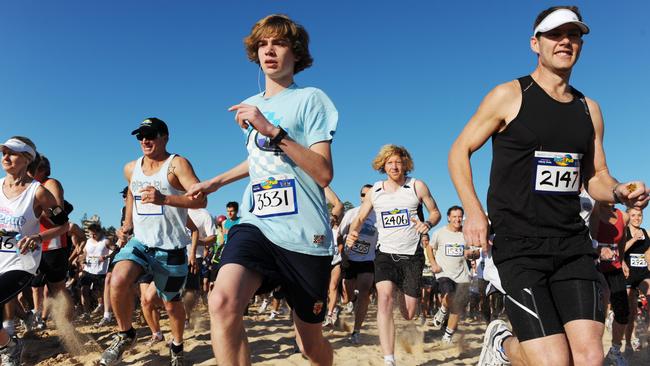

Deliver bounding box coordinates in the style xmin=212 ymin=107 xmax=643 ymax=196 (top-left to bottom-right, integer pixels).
xmin=269 ymin=127 xmax=288 ymax=146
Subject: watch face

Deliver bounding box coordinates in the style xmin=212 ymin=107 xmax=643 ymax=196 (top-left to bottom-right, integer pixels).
xmin=254 ymin=131 xmax=283 ymax=153
xmin=52 ymin=207 xmax=63 ymax=215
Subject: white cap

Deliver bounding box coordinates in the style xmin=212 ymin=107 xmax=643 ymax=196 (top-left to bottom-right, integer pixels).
xmin=0 ymin=138 xmax=36 ymax=160
xmin=533 ymin=8 xmax=590 ymax=37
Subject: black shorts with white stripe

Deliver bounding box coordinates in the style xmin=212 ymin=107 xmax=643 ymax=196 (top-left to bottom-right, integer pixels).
xmin=493 ymin=233 xmax=605 ymax=342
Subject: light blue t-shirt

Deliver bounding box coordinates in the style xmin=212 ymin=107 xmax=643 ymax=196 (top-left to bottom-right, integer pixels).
xmin=238 ymin=84 xmax=338 ymax=256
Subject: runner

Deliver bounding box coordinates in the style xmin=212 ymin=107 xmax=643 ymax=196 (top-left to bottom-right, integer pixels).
xmin=346 ymin=144 xmax=441 ymax=365
xmin=79 ymin=223 xmax=111 ymax=321
xmin=187 ymin=14 xmax=338 ymax=365
xmin=323 ymin=187 xmax=344 ymax=328
xmin=99 ymin=117 xmax=206 ymax=366
xmin=338 ymin=184 xmax=378 ymax=343
xmin=419 ymin=233 xmax=438 ymax=324
xmin=183 ymin=208 xmax=217 ymax=327
xmin=0 ymin=136 xmax=68 ymax=365
xmin=623 ymin=207 xmax=649 ymax=352
xmin=593 ymin=202 xmax=630 ymax=365
xmin=29 ymin=156 xmax=73 ymax=325
xmin=448 ymin=6 xmax=650 ymax=365
xmin=429 ymin=205 xmax=477 ymax=344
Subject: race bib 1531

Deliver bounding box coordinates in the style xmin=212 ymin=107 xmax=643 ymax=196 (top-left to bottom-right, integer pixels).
xmin=445 ymin=243 xmax=464 ymax=257
xmin=251 ymin=176 xmax=298 ymax=218
xmin=533 ymin=151 xmax=582 ymax=194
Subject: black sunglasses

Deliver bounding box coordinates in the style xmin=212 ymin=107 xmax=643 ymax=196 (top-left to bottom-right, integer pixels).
xmin=136 ymin=131 xmax=159 ymax=141
xmin=360 ymin=193 xmax=366 ymax=197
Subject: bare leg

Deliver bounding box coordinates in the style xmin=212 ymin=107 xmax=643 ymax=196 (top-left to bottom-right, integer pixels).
xmin=110 ymin=261 xmax=143 ymax=332
xmin=208 ymin=264 xmax=262 ymax=365
xmin=376 ymin=281 xmax=396 ymax=356
xmin=294 ymin=311 xmax=333 ymax=365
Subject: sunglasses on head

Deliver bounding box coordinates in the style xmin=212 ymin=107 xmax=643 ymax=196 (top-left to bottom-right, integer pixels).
xmin=136 ymin=131 xmax=159 ymax=141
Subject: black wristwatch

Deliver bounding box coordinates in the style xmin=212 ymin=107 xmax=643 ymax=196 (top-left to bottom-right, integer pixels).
xmin=269 ymin=127 xmax=288 ymax=146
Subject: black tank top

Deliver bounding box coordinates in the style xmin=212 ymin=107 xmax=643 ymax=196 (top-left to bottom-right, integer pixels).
xmin=624 ymin=227 xmax=650 ymax=277
xmin=487 ymin=75 xmax=594 ymax=237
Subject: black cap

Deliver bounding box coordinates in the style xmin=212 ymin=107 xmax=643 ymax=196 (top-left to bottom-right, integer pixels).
xmin=130 ymin=117 xmax=169 ymax=137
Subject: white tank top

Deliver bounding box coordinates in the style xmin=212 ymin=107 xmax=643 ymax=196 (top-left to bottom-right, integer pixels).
xmin=371 ymin=177 xmax=421 ymax=255
xmin=0 ymin=178 xmax=42 ymax=274
xmin=130 ymin=155 xmax=190 ymax=249
xmin=83 ymin=237 xmax=110 ymax=275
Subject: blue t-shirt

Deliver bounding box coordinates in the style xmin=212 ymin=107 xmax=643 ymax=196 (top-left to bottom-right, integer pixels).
xmin=223 ymin=217 xmax=240 ymax=243
xmin=238 ymin=84 xmax=338 ymax=256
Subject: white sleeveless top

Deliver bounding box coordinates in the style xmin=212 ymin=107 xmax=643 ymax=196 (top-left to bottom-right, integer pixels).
xmin=371 ymin=177 xmax=421 ymax=255
xmin=83 ymin=237 xmax=110 ymax=275
xmin=130 ymin=155 xmax=190 ymax=250
xmin=0 ymin=178 xmax=42 ymax=274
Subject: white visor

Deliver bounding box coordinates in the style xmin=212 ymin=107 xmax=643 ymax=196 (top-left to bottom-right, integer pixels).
xmin=533 ymin=9 xmax=590 ymax=37
xmin=0 ymin=138 xmax=37 ymax=160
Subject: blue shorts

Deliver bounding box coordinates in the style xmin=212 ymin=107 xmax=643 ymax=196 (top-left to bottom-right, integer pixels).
xmin=113 ymin=238 xmax=188 ymax=301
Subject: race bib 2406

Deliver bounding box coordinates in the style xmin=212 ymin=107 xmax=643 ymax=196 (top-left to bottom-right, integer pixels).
xmin=381 ymin=209 xmax=410 ymax=229
xmin=251 ymin=176 xmax=298 ymax=218
xmin=533 ymin=151 xmax=582 ymax=194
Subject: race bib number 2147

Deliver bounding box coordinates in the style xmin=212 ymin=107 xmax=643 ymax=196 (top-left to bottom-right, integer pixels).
xmin=534 ymin=151 xmax=581 ymax=194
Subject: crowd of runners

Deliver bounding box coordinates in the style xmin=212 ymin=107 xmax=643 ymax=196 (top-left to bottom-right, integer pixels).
xmin=1 ymin=5 xmax=650 ymax=366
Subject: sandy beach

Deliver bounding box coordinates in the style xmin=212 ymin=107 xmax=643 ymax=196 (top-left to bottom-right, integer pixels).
xmin=15 ymin=299 xmax=647 ymax=366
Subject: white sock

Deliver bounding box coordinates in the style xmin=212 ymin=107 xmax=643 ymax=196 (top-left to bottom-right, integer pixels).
xmin=154 ymin=331 xmax=163 ymax=338
xmin=2 ymin=320 xmax=15 ymax=336
xmin=103 ymin=311 xmax=112 ymax=319
xmin=440 ymin=306 xmax=447 ymax=314
xmin=384 ymin=354 xmax=395 ymax=362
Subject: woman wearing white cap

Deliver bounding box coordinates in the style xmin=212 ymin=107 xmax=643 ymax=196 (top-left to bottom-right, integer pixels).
xmin=0 ymin=136 xmax=68 ymax=365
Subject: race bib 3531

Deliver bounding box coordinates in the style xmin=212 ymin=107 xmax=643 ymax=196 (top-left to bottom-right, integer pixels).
xmin=251 ymin=176 xmax=298 ymax=218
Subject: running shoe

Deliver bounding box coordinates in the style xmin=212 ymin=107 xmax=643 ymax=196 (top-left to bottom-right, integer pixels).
xmin=97 ymin=316 xmax=114 ymax=327
xmin=79 ymin=313 xmax=91 ymax=322
xmin=441 ymin=334 xmax=453 ymax=345
xmin=34 ymin=315 xmax=47 ymax=330
xmin=322 ymin=315 xmax=334 ymax=327
xmin=349 ymin=331 xmax=361 ymax=345
xmin=431 ymin=308 xmax=448 ymax=329
xmin=605 ymin=346 xmax=628 ymax=366
xmin=384 ymin=359 xmax=396 ymax=366
xmin=170 ymin=347 xmax=184 ymax=366
xmin=478 ymin=319 xmax=511 ymax=366
xmin=345 ymin=301 xmax=354 ymax=314
xmin=0 ymin=337 xmax=23 ymax=366
xmin=21 ymin=312 xmax=35 ymax=332
xmin=145 ymin=333 xmax=165 ymax=346
xmin=268 ymin=310 xmax=279 ymax=320
xmin=99 ymin=332 xmax=137 ymax=366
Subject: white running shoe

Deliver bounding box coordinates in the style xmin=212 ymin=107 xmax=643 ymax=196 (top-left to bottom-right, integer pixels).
xmin=478 ymin=319 xmax=511 ymax=366
xmin=605 ymin=310 xmax=614 ymax=332
xmin=431 ymin=308 xmax=447 ymax=329
xmin=605 ymin=346 xmax=628 ymax=366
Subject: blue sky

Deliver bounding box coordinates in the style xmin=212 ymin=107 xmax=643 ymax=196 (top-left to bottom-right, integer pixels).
xmin=2 ymin=1 xmax=648 ymax=229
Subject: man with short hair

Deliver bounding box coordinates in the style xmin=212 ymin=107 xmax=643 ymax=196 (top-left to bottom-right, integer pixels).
xmin=187 ymin=14 xmax=338 ymax=366
xmin=449 ymin=6 xmax=650 ymax=366
xmin=223 ymin=202 xmax=240 ymax=244
xmin=99 ymin=117 xmax=206 ymax=366
xmin=429 ymin=205 xmax=477 ymax=344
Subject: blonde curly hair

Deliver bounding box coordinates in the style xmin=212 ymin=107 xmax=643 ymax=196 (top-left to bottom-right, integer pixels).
xmin=371 ymin=144 xmax=414 ymax=174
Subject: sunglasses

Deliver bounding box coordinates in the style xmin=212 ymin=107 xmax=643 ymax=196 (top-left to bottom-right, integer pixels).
xmin=136 ymin=131 xmax=159 ymax=141
xmin=360 ymin=193 xmax=366 ymax=197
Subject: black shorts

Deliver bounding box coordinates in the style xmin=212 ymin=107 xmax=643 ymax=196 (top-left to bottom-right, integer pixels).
xmin=420 ymin=275 xmax=436 ymax=289
xmin=137 ymin=273 xmax=154 ymax=285
xmin=219 ymin=224 xmax=332 ymax=324
xmin=185 ymin=261 xmax=203 ymax=291
xmin=343 ymin=260 xmax=374 ymax=280
xmin=0 ymin=270 xmax=33 ymax=326
xmin=438 ymin=277 xmax=461 ymax=294
xmin=493 ymin=234 xmax=604 ymax=342
xmin=374 ymin=251 xmax=424 ymax=298
xmin=208 ymin=268 xmax=219 ymax=283
xmin=626 ymin=271 xmax=650 ymax=290
xmin=31 ymin=248 xmax=69 ymax=286
xmin=80 ymin=272 xmax=106 ymax=290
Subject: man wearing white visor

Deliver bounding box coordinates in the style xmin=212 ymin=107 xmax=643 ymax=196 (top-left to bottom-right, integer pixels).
xmin=449 ymin=5 xmax=650 ymax=366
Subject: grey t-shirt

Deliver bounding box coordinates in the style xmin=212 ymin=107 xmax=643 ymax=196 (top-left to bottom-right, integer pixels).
xmin=431 ymin=226 xmax=470 ymax=283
